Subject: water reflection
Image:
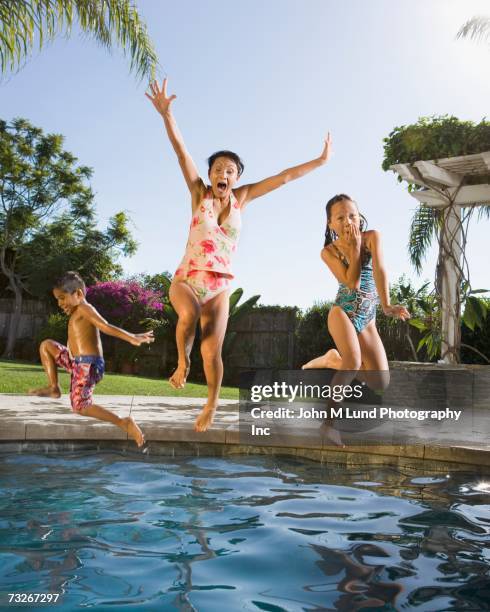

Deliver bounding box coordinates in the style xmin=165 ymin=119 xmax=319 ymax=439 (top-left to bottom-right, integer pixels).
xmin=0 ymin=453 xmax=489 ymax=610
xmin=311 ymin=543 xmax=402 ymax=611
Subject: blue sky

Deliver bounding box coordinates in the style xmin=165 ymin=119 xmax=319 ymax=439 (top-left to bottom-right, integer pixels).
xmin=2 ymin=0 xmax=489 ymax=308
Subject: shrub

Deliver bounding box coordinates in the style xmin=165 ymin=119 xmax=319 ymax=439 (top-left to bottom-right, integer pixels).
xmin=86 ymin=280 xmax=164 ymax=330
xmin=294 ymin=301 xmax=334 ymax=367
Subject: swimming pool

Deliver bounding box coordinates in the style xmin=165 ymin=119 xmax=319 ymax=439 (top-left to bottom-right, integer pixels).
xmin=1 ymin=452 xmax=489 ymax=610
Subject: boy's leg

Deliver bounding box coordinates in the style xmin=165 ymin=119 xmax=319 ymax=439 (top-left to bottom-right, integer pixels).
xmin=78 ymin=404 xmax=145 ymax=447
xmin=28 ymin=339 xmax=63 ymax=397
xmin=195 ymin=289 xmax=229 ymax=432
xmin=169 ymin=280 xmax=201 ymax=389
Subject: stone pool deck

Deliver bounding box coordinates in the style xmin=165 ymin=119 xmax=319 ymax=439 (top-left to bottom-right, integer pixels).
xmin=0 ymin=393 xmax=489 ymax=470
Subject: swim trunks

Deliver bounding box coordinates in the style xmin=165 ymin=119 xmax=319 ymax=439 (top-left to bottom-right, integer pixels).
xmin=54 ymin=343 xmax=105 ymax=412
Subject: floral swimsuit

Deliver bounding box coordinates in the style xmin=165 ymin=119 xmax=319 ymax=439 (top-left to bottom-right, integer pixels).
xmin=332 ymin=242 xmax=379 ymax=333
xmin=175 ymin=186 xmax=241 ymax=304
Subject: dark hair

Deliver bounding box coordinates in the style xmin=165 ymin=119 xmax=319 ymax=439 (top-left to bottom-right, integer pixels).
xmin=207 ymin=150 xmax=244 ymax=177
xmin=53 ymin=271 xmax=86 ymax=294
xmin=324 ymin=194 xmax=368 ymax=247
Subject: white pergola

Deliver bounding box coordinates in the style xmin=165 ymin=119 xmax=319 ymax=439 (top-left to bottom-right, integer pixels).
xmin=391 ymin=151 xmax=490 ymax=364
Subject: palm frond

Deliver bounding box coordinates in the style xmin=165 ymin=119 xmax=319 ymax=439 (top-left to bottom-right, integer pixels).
xmin=477 ymin=203 xmax=490 ymax=220
xmin=408 ymin=204 xmax=439 ymax=274
xmin=0 ymin=0 xmax=159 ymax=80
xmin=457 ymin=15 xmax=490 ymax=44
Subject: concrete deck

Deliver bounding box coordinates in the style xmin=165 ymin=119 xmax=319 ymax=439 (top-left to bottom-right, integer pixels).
xmin=0 ymin=394 xmax=489 ymax=470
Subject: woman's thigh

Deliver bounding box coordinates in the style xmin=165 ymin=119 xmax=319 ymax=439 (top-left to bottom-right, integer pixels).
xmin=169 ymin=280 xmax=200 ymax=320
xmin=200 ymin=289 xmax=230 ymax=349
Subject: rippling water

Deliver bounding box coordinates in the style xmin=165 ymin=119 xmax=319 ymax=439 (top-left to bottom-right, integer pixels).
xmin=0 ymin=453 xmax=489 ymax=611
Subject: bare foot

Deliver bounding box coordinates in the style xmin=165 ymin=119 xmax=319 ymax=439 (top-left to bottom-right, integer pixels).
xmin=320 ymin=420 xmax=345 ymax=447
xmin=122 ymin=416 xmax=145 ymax=447
xmin=28 ymin=386 xmax=61 ymax=398
xmin=169 ymin=362 xmax=190 ymax=389
xmin=302 ymin=349 xmax=341 ymax=370
xmin=194 ymin=404 xmax=217 ymax=432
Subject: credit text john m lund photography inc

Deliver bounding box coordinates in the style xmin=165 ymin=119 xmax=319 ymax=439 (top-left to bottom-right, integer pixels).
xmin=1 ymin=1 xmax=490 ymax=610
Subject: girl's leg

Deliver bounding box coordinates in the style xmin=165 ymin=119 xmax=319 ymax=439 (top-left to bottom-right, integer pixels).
xmin=169 ymin=280 xmax=201 ymax=389
xmin=79 ymin=404 xmax=145 ymax=447
xmin=327 ymin=306 xmax=363 ymax=374
xmin=357 ymin=320 xmax=390 ymax=392
xmin=194 ymin=289 xmax=229 ymax=432
xmin=28 ymin=339 xmax=62 ymax=397
xmin=320 ymin=307 xmax=363 ymax=446
xmin=302 ymin=349 xmax=342 ymax=369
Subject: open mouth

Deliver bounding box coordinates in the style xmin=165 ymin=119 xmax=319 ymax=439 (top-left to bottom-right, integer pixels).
xmin=217 ymin=181 xmax=227 ymax=192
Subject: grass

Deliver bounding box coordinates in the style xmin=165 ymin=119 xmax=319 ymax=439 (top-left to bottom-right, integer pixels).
xmin=0 ymin=359 xmax=239 ymax=399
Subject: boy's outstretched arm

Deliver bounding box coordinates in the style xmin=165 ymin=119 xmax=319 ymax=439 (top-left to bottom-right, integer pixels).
xmin=145 ymin=78 xmax=202 ymax=195
xmin=237 ymin=133 xmax=332 ymax=206
xmin=78 ymin=304 xmax=155 ymax=346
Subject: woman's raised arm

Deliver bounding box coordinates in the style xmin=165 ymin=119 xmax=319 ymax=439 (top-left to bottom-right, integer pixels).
xmin=236 ymin=133 xmax=332 ymax=207
xmin=146 ymin=78 xmax=202 ymax=195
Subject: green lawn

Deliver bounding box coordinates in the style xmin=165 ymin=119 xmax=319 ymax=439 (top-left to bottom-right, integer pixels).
xmin=0 ymin=359 xmax=239 ymax=399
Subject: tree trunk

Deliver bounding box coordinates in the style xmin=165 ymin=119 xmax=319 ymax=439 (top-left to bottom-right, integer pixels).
xmin=0 ymin=250 xmax=24 ymax=359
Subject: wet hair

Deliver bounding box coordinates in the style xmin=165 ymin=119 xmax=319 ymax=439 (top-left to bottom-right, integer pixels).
xmin=324 ymin=194 xmax=368 ymax=247
xmin=207 ymin=150 xmax=244 ymax=177
xmin=53 ymin=271 xmax=86 ymax=295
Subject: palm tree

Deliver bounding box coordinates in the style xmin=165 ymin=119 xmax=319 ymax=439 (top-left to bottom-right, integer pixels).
xmin=0 ymin=0 xmax=159 ymax=80
xmin=457 ymin=16 xmax=490 ymax=45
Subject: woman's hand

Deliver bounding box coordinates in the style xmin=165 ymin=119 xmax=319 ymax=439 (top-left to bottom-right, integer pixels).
xmin=383 ymin=304 xmax=411 ymax=321
xmin=319 ymin=132 xmax=332 ymax=164
xmin=145 ymin=78 xmax=176 ymax=116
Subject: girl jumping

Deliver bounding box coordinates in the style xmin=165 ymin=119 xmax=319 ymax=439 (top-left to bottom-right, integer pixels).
xmin=303 ymin=194 xmax=410 ymax=407
xmin=146 ymin=78 xmax=332 ymax=432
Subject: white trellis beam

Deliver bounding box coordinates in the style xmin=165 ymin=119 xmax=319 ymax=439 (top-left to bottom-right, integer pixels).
xmin=413 ymin=161 xmax=462 ymax=187
xmin=410 ymin=184 xmax=490 ymax=208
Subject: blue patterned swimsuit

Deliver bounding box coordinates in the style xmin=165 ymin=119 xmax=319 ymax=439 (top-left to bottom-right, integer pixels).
xmin=332 ymin=243 xmax=378 ymax=333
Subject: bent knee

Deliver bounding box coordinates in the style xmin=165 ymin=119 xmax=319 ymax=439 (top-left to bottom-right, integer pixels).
xmin=178 ymin=310 xmax=199 ymax=327
xmin=374 ymin=370 xmax=390 ymax=392
xmin=70 ymin=396 xmax=88 ymax=413
xmin=364 ymin=370 xmax=390 ymax=392
xmin=342 ymin=355 xmax=362 ymax=371
xmin=201 ymin=344 xmax=221 ymax=364
xmin=40 ymin=338 xmax=57 ymax=353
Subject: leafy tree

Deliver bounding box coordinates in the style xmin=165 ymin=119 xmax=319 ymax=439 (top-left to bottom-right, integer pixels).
xmin=0 ymin=117 xmax=136 ymax=357
xmin=0 ymin=0 xmax=159 ymax=80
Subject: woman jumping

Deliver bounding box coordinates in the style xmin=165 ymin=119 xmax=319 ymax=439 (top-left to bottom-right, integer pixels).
xmin=146 ymin=78 xmax=332 ymax=432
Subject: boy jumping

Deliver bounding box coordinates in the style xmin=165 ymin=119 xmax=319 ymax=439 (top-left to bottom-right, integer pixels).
xmin=29 ymin=271 xmax=154 ymax=447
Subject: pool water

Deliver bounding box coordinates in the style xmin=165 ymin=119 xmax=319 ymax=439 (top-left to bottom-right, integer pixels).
xmin=0 ymin=453 xmax=489 ymax=611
